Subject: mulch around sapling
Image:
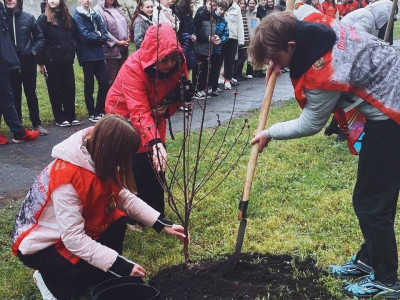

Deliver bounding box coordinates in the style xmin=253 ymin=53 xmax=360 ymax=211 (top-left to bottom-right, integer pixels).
xmin=149 ymin=252 xmax=338 ymax=300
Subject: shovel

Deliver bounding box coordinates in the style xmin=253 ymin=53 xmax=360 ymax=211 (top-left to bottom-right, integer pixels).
xmin=234 ymin=72 xmax=277 ymax=256
xmin=234 ymin=0 xmax=295 ymax=258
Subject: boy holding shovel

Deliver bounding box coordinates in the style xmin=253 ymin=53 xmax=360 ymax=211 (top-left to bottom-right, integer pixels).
xmin=249 ymin=11 xmax=400 ymax=299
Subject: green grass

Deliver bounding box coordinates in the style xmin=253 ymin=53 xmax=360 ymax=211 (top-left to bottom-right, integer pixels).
xmin=1 ymin=98 xmax=384 ymax=299
xmin=394 ymin=20 xmax=400 ymax=40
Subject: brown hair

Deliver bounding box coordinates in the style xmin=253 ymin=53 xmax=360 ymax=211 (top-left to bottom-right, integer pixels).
xmin=217 ymin=0 xmax=229 ymax=10
xmin=248 ymin=11 xmax=297 ymax=68
xmin=44 ymin=0 xmax=72 ymax=29
xmin=88 ymin=115 xmax=141 ymax=193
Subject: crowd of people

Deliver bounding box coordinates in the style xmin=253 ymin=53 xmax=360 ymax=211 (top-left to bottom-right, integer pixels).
xmin=0 ymin=0 xmax=390 ymax=145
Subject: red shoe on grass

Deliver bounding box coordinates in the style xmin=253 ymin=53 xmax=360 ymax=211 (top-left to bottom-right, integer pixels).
xmin=12 ymin=129 xmax=39 ymax=144
xmin=0 ymin=133 xmax=9 ymax=145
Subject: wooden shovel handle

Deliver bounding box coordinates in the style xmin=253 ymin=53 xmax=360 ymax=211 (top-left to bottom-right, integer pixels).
xmin=238 ymin=72 xmax=277 ymax=220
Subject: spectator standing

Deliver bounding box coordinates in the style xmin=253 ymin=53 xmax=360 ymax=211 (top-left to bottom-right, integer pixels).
xmin=12 ymin=115 xmax=187 ymax=299
xmin=153 ymin=0 xmax=180 ymax=30
xmin=233 ymin=0 xmax=250 ymax=81
xmin=73 ymin=0 xmax=109 ymax=123
xmin=209 ymin=0 xmax=229 ymax=95
xmin=130 ymin=0 xmax=153 ymax=50
xmin=176 ymin=0 xmax=197 ymax=71
xmin=37 ymin=0 xmax=80 ymax=128
xmin=222 ymin=0 xmax=244 ymax=90
xmin=193 ymin=0 xmax=217 ymax=99
xmin=311 ymin=0 xmax=324 ymax=12
xmin=94 ymin=0 xmax=130 ymax=85
xmin=106 ymin=24 xmax=190 ymax=217
xmin=256 ymin=0 xmax=274 ymax=20
xmin=275 ymin=0 xmax=287 ymax=11
xmin=322 ymin=0 xmax=337 ymax=18
xmin=245 ymin=0 xmax=258 ymax=78
xmin=0 ymin=1 xmax=38 ymax=145
xmin=5 ymin=0 xmax=48 ymax=135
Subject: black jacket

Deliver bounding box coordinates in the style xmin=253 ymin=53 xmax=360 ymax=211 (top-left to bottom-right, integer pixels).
xmin=193 ymin=6 xmax=215 ymax=56
xmin=37 ymin=11 xmax=77 ymax=65
xmin=0 ymin=2 xmax=19 ymax=72
xmin=6 ymin=9 xmax=44 ymax=57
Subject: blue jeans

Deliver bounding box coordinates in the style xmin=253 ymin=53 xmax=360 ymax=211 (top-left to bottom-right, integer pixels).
xmin=0 ymin=71 xmax=25 ymax=138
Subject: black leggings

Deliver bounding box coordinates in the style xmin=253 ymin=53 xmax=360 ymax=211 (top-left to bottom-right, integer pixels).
xmin=18 ymin=217 xmax=127 ymax=300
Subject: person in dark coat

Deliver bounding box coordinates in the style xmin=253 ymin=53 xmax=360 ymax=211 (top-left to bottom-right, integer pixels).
xmin=73 ymin=0 xmax=109 ymax=123
xmin=37 ymin=0 xmax=80 ymax=127
xmin=0 ymin=0 xmax=39 ymax=145
xmin=5 ymin=0 xmax=47 ymax=135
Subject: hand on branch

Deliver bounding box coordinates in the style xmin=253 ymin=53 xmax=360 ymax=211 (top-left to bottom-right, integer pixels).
xmin=250 ymin=130 xmax=271 ymax=153
xmin=152 ymin=143 xmax=167 ymax=172
xmin=164 ymin=224 xmax=190 ymax=243
xmin=151 ymin=106 xmax=168 ymax=118
xmin=130 ymin=263 xmax=146 ymax=277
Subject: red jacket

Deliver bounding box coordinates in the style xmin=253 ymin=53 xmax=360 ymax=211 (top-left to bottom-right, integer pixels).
xmin=105 ymin=24 xmax=187 ymax=153
xmin=322 ymin=1 xmax=337 ymax=18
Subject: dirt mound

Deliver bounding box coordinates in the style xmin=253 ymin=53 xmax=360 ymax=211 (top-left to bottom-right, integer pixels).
xmin=149 ymin=252 xmax=337 ymax=300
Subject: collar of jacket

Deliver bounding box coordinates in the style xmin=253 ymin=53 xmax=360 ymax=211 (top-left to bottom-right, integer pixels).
xmin=76 ymin=6 xmax=96 ymax=18
xmin=140 ymin=11 xmax=153 ymax=22
xmin=290 ymin=20 xmax=336 ymax=79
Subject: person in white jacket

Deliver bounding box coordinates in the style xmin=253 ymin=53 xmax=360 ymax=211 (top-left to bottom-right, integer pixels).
xmin=153 ymin=0 xmax=180 ymax=30
xmin=222 ymin=0 xmax=244 ymax=89
xmin=11 ymin=115 xmax=187 ymax=300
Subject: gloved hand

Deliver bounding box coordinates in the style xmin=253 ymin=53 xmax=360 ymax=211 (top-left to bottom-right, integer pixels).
xmin=160 ymin=76 xmax=195 ymax=106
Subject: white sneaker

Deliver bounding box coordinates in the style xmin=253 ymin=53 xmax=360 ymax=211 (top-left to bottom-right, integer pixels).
xmin=194 ymin=91 xmax=211 ymax=100
xmin=224 ymin=80 xmax=231 ymax=90
xmin=88 ymin=115 xmax=98 ymax=123
xmin=94 ymin=113 xmax=104 ymax=121
xmin=246 ymin=75 xmax=253 ymax=79
xmin=56 ymin=121 xmax=71 ymax=127
xmin=216 ymin=87 xmax=223 ymax=92
xmin=71 ymin=120 xmax=81 ymax=126
xmin=34 ymin=125 xmax=48 ymax=136
xmin=33 ymin=270 xmax=57 ymax=300
xmin=218 ymin=76 xmax=225 ymax=85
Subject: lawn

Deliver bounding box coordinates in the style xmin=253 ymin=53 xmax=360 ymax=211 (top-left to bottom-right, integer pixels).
xmin=0 ymin=98 xmax=380 ymax=299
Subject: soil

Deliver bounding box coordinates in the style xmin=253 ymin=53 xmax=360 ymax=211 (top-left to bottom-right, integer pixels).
xmin=149 ymin=252 xmax=338 ymax=300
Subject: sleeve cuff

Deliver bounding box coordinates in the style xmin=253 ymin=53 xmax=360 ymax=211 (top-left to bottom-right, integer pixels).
xmin=152 ymin=216 xmax=173 ymax=233
xmin=148 ymin=138 xmax=162 ymax=147
xmin=108 ymin=255 xmax=135 ymax=277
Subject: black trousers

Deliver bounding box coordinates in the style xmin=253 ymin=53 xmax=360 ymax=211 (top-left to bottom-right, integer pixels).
xmin=192 ymin=54 xmax=209 ymax=92
xmin=10 ymin=55 xmax=42 ymax=127
xmin=46 ymin=63 xmax=76 ymax=124
xmin=233 ymin=46 xmax=248 ymax=78
xmin=222 ymin=38 xmax=238 ymax=80
xmin=82 ymin=60 xmax=109 ymax=117
xmin=353 ymin=119 xmax=400 ymax=284
xmin=0 ymin=71 xmax=25 ymax=138
xmin=132 ymin=151 xmax=165 ymax=217
xmin=18 ymin=217 xmax=127 ymax=300
xmin=210 ymin=52 xmax=223 ymax=91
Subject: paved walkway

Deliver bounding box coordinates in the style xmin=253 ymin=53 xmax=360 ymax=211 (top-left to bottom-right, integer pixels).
xmin=0 ymin=73 xmax=295 ymax=201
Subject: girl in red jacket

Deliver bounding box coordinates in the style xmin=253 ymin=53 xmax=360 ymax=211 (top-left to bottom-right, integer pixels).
xmin=322 ymin=0 xmax=337 ymax=18
xmin=106 ymin=24 xmax=189 ymax=218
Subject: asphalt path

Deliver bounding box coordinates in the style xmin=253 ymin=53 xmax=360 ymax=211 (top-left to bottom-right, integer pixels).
xmin=0 ymin=73 xmax=294 ymax=202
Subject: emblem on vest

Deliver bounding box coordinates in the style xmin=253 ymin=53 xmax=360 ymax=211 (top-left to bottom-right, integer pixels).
xmin=312 ymin=58 xmax=325 ymax=70
xmin=106 ymin=193 xmax=116 ymax=214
